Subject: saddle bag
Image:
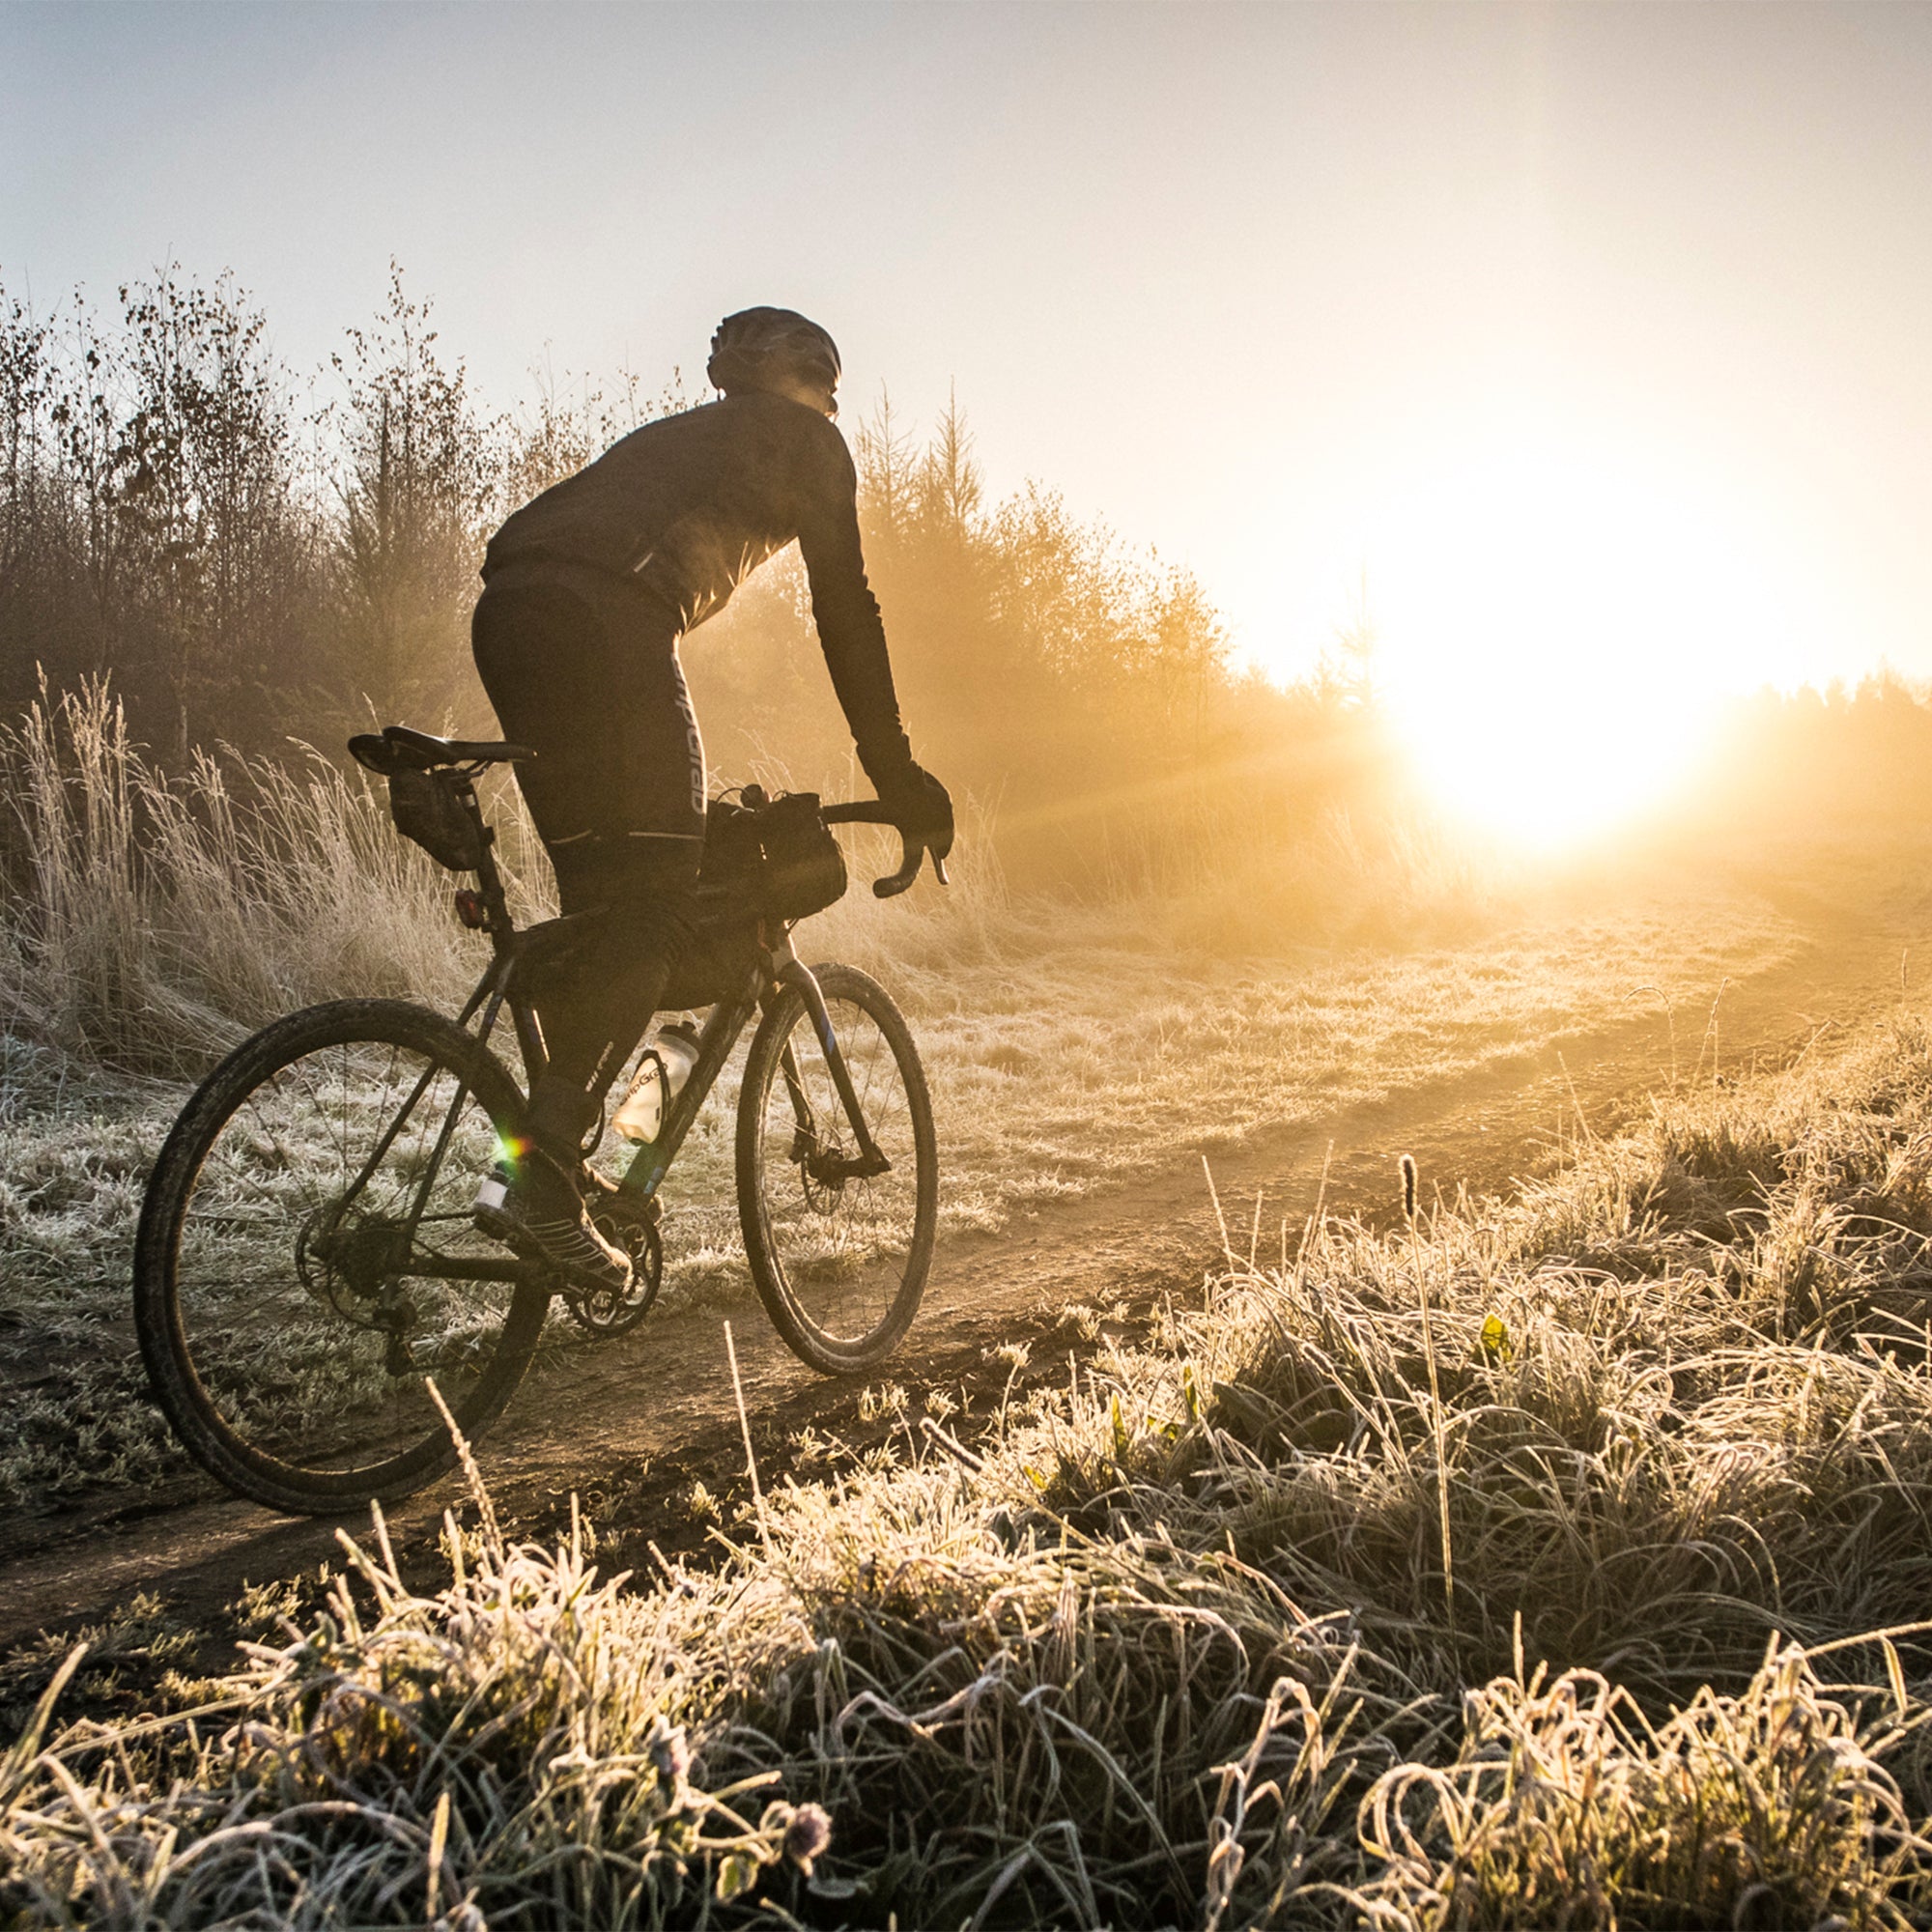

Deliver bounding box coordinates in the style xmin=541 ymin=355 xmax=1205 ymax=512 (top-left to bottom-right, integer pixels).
xmin=386 ymin=768 xmax=485 ymax=871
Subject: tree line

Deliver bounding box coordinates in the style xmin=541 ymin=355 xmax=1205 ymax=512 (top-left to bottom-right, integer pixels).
xmin=0 ymin=261 xmax=1391 ymax=891
xmin=14 ymin=259 xmax=1915 ymax=898
xmin=0 ymin=263 xmax=698 ymax=757
xmin=1695 ymin=672 xmax=1932 ymax=833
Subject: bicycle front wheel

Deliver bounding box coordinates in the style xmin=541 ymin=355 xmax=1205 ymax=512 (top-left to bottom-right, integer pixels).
xmin=134 ymin=1000 xmax=550 ymax=1513
xmin=737 ymin=963 xmax=937 ymax=1374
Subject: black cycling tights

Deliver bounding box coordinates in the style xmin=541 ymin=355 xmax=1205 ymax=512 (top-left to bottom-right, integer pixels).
xmin=472 ymin=572 xmax=705 ymax=1157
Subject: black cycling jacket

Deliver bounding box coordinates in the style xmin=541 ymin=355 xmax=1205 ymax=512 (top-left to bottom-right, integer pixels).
xmin=483 ymin=390 xmax=913 ymax=789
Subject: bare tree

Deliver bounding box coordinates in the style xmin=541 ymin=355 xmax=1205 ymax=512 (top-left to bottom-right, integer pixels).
xmin=328 ymin=264 xmax=495 ymax=725
xmin=919 ymin=385 xmax=982 ymax=537
xmin=855 ymin=384 xmax=917 ymax=540
xmin=112 ymin=270 xmax=313 ymax=752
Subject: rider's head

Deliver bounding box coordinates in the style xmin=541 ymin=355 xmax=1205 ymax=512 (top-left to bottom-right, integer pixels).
xmin=706 ymin=307 xmax=841 ymax=417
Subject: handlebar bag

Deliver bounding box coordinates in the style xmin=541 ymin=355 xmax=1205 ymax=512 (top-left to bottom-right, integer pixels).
xmin=386 ymin=768 xmax=485 ymax=871
xmin=700 ymin=792 xmax=847 ymax=923
xmin=754 ymin=791 xmax=848 ymax=920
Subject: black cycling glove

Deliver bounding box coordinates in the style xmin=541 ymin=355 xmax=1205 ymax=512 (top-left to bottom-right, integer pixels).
xmin=878 ymin=760 xmax=954 ymax=863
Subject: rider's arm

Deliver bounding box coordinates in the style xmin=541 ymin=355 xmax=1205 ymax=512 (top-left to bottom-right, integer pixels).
xmin=793 ymin=429 xmax=916 ymax=795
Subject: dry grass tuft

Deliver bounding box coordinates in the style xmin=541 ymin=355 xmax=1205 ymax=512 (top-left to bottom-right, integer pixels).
xmin=1354 ymin=1640 xmax=1932 ymax=1930
xmin=0 ymin=681 xmax=482 ymax=1076
xmin=1 ymin=1469 xmax=834 ymax=1929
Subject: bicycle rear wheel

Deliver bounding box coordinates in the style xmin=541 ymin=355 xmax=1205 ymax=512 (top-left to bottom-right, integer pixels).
xmin=134 ymin=999 xmax=549 ymax=1513
xmin=736 ymin=963 xmax=937 ymax=1373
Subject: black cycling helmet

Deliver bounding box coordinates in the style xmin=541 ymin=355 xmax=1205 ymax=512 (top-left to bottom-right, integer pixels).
xmin=706 ymin=307 xmax=841 ymax=412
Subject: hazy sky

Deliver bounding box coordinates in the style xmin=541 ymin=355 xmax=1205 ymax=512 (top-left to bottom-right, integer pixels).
xmin=5 ymin=0 xmax=1931 ymax=703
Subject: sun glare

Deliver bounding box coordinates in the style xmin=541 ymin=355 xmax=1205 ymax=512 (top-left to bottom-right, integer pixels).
xmin=1362 ymin=432 xmax=1793 ymax=847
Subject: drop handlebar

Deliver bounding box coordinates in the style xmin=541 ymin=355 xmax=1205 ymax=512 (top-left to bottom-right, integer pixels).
xmin=821 ymin=800 xmax=952 ymax=897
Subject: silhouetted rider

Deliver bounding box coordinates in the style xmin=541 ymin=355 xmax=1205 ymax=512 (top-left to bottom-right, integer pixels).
xmin=469 ymin=307 xmax=952 ymax=1293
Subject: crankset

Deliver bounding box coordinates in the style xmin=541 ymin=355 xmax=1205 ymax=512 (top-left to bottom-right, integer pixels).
xmin=567 ymin=1195 xmax=665 ymax=1337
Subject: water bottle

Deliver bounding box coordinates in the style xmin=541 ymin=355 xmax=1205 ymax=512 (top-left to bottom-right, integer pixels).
xmin=611 ymin=1020 xmax=702 ymax=1144
xmin=656 ymin=1019 xmax=701 ymax=1098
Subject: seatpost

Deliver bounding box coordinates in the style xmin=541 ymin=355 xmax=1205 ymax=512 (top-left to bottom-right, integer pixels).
xmin=449 ymin=773 xmax=549 ymax=1082
xmin=459 ymin=775 xmax=516 ymax=948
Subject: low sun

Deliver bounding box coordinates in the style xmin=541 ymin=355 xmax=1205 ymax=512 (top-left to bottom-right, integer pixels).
xmin=1359 ymin=431 xmax=1791 ymax=847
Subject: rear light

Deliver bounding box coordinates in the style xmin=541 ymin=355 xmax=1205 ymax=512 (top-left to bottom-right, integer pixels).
xmin=453 ymin=890 xmax=489 ymax=930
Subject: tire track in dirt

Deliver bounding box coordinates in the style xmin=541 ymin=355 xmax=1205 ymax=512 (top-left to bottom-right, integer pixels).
xmin=1 ymin=911 xmax=1915 ymax=1651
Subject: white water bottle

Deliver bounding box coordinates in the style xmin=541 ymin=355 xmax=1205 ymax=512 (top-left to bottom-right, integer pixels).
xmin=611 ymin=1020 xmax=702 ymax=1144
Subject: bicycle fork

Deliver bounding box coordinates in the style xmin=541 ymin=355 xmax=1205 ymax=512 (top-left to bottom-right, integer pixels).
xmin=774 ymin=957 xmax=891 ymax=1180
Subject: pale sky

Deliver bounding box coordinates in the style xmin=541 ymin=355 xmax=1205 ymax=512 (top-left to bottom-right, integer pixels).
xmin=5 ymin=0 xmax=1931 ymax=713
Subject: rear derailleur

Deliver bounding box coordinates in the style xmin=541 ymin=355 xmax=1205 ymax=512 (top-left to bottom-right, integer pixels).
xmin=297 ymin=1204 xmax=434 ymax=1375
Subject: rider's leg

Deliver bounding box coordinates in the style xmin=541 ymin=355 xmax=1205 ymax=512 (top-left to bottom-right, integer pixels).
xmin=470 ymin=574 xmax=706 ymax=1292
xmin=524 ymin=839 xmax=701 ymax=1155
xmin=472 ymin=570 xmax=708 ymax=1161
xmin=470 ymin=838 xmax=698 ymax=1293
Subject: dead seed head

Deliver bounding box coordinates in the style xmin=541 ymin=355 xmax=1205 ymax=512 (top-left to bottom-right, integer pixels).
xmin=780 ymin=1801 xmax=834 ymax=1871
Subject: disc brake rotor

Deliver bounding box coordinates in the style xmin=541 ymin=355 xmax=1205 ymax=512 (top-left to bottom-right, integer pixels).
xmin=791 ymin=1126 xmax=849 ymax=1212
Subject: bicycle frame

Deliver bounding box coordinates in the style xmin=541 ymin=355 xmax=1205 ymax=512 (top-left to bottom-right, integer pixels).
xmin=439 ymin=773 xmax=891 ymax=1217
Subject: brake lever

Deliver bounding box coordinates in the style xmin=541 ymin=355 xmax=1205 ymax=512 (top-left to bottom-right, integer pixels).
xmin=873 ymin=830 xmax=923 ymax=898
xmin=872 ymin=830 xmax=949 ymax=897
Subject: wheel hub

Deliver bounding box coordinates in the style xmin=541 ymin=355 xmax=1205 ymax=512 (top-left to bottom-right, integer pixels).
xmin=297 ymin=1204 xmax=413 ymax=1329
xmin=796 ymin=1132 xmax=892 ymax=1207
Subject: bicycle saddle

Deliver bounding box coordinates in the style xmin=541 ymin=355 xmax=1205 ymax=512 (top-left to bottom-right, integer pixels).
xmin=348 ymin=724 xmax=535 ymax=774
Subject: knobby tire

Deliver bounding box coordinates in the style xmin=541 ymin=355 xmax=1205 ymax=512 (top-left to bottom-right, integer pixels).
xmin=736 ymin=963 xmax=937 ymax=1374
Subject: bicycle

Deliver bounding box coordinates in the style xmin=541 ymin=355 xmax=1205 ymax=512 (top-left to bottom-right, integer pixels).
xmin=133 ymin=724 xmax=944 ymax=1515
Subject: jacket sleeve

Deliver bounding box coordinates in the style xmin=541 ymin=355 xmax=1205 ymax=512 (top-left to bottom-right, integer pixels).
xmin=795 ymin=429 xmax=915 ymax=793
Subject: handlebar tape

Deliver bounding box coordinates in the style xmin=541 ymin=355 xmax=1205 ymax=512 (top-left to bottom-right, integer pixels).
xmin=821 ymin=800 xmax=948 ymax=894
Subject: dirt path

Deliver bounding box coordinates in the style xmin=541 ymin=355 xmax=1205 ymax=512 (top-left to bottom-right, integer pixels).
xmin=1 ymin=904 xmax=1916 ymax=1654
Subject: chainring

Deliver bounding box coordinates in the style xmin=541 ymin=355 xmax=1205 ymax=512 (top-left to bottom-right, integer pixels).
xmin=566 ymin=1212 xmax=664 ymax=1337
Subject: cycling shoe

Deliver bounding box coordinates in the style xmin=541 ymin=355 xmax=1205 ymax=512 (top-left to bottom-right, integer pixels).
xmin=473 ymin=1146 xmax=634 ymax=1298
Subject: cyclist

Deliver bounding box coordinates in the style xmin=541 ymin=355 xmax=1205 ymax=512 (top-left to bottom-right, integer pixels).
xmin=469 ymin=307 xmax=952 ymax=1296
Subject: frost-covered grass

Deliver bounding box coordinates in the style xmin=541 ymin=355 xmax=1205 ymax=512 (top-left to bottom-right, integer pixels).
xmin=11 ymin=1009 xmax=1932 ymax=1925
xmin=0 ymin=907 xmax=1791 ymax=1514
